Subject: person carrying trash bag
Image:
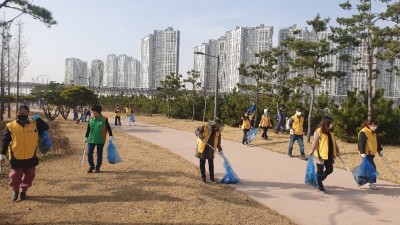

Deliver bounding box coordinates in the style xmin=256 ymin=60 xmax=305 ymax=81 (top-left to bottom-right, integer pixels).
xmin=0 ymin=105 xmax=49 ymax=201
xmin=357 ymin=118 xmax=383 ymax=190
xmin=259 ymin=108 xmax=272 ymax=140
xmin=287 ymin=108 xmax=307 ymax=160
xmin=308 ymin=115 xmax=341 ymax=193
xmin=85 ymin=104 xmax=114 ymax=173
xmin=241 ymin=113 xmax=251 ymax=145
xmin=195 ymin=118 xmax=224 ymax=183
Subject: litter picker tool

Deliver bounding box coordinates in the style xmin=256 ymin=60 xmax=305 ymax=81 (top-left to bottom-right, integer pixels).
xmin=80 ymin=143 xmax=88 ymax=166
xmin=381 ymin=155 xmax=400 ymax=179
xmin=338 ymin=156 xmax=350 ymax=172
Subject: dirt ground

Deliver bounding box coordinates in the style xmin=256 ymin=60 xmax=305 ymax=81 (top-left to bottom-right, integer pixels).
xmin=131 ymin=114 xmax=400 ymax=185
xmin=0 ymin=116 xmax=295 ymax=225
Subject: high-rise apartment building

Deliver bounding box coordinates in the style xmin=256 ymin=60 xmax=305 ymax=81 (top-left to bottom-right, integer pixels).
xmin=117 ymin=54 xmax=130 ymax=87
xmin=128 ymin=57 xmax=141 ymax=88
xmin=141 ymin=27 xmax=180 ymax=88
xmin=90 ymin=60 xmax=104 ymax=88
xmin=65 ymin=58 xmax=87 ymax=85
xmin=193 ymin=43 xmax=210 ymax=90
xmin=105 ymin=54 xmax=118 ymax=87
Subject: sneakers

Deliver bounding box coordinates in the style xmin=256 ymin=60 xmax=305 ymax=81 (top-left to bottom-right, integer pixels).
xmin=210 ymin=178 xmax=217 ymax=184
xmin=20 ymin=192 xmax=27 ymax=200
xmin=368 ymin=183 xmax=378 ymax=190
xmin=87 ymin=167 xmax=94 ymax=173
xmin=95 ymin=168 xmax=101 ymax=173
xmin=201 ymin=177 xmax=206 ymax=183
xmin=300 ymin=155 xmax=308 ymax=161
xmin=288 ymin=153 xmax=293 ymax=158
xmin=318 ymin=185 xmax=327 ymax=193
xmin=11 ymin=191 xmax=19 ymax=201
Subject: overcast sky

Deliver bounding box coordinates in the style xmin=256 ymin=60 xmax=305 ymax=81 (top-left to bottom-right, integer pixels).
xmin=2 ymin=0 xmax=352 ymax=83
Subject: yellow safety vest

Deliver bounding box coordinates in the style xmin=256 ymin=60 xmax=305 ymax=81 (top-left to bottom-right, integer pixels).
xmin=242 ymin=119 xmax=251 ymax=129
xmin=6 ymin=120 xmax=38 ymax=160
xmin=196 ymin=123 xmax=220 ymax=156
xmin=260 ymin=114 xmax=271 ymax=128
xmin=291 ymin=115 xmax=304 ymax=135
xmin=115 ymin=108 xmax=121 ymax=117
xmin=314 ymin=128 xmax=337 ymax=160
xmin=359 ymin=127 xmax=378 ymax=155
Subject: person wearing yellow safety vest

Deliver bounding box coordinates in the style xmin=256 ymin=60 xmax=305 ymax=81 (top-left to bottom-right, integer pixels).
xmin=308 ymin=116 xmax=341 ymax=193
xmin=287 ymin=108 xmax=307 ymax=160
xmin=358 ymin=118 xmax=383 ymax=190
xmin=195 ymin=118 xmax=224 ymax=183
xmin=125 ymin=105 xmax=133 ymax=126
xmin=241 ymin=113 xmax=251 ymax=145
xmin=0 ymin=105 xmax=49 ymax=201
xmin=259 ymin=109 xmax=272 ymax=140
xmin=114 ymin=106 xmax=121 ymax=126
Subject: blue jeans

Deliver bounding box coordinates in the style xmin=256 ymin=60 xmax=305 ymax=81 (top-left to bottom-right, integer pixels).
xmin=88 ymin=143 xmax=105 ymax=169
xmin=288 ymin=134 xmax=305 ymax=156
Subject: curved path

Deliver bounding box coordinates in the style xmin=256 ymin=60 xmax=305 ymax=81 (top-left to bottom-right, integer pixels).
xmin=115 ymin=122 xmax=400 ymax=225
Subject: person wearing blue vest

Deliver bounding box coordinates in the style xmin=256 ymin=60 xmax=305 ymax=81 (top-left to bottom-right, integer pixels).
xmin=85 ymin=105 xmax=113 ymax=173
xmin=0 ymin=105 xmax=49 ymax=201
xmin=358 ymin=118 xmax=383 ymax=190
xmin=195 ymin=118 xmax=224 ymax=183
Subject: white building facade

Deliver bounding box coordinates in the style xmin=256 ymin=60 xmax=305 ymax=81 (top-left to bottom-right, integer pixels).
xmin=65 ymin=58 xmax=87 ymax=86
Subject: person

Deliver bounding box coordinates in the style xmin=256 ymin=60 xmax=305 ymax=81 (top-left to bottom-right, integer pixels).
xmin=259 ymin=108 xmax=272 ymax=140
xmin=358 ymin=118 xmax=383 ymax=190
xmin=85 ymin=109 xmax=91 ymax=120
xmin=73 ymin=108 xmax=78 ymax=120
xmin=81 ymin=108 xmax=88 ymax=123
xmin=125 ymin=105 xmax=132 ymax=126
xmin=241 ymin=113 xmax=251 ymax=145
xmin=275 ymin=104 xmax=287 ymax=134
xmin=0 ymin=105 xmax=49 ymax=201
xmin=287 ymin=108 xmax=307 ymax=160
xmin=195 ymin=118 xmax=223 ymax=183
xmin=85 ymin=104 xmax=113 ymax=173
xmin=114 ymin=106 xmax=121 ymax=126
xmin=308 ymin=116 xmax=340 ymax=193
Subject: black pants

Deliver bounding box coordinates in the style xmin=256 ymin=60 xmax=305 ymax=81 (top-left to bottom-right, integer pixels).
xmin=115 ymin=116 xmax=121 ymax=126
xmin=242 ymin=129 xmax=249 ymax=144
xmin=200 ymin=159 xmax=214 ymax=179
xmin=316 ymin=159 xmax=334 ymax=186
xmin=261 ymin=127 xmax=269 ymax=140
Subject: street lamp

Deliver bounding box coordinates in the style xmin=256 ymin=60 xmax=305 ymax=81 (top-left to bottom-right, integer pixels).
xmin=194 ymin=51 xmax=219 ymax=119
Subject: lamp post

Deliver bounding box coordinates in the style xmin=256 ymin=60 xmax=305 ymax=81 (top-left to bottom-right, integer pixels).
xmin=194 ymin=51 xmax=219 ymax=119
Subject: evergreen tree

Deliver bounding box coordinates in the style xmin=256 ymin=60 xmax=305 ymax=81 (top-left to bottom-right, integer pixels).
xmin=183 ymin=70 xmax=201 ymax=121
xmin=331 ymin=0 xmax=400 ymax=119
xmin=158 ymin=73 xmax=184 ymax=118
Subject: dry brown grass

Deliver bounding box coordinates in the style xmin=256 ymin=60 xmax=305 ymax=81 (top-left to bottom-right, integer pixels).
xmin=0 ymin=116 xmax=294 ymax=225
xmin=131 ymin=114 xmax=400 ymax=185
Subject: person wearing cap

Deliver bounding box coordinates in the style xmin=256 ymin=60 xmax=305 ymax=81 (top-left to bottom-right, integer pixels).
xmin=0 ymin=105 xmax=49 ymax=201
xmin=308 ymin=116 xmax=340 ymax=193
xmin=114 ymin=106 xmax=121 ymax=126
xmin=259 ymin=108 xmax=272 ymax=140
xmin=85 ymin=104 xmax=114 ymax=173
xmin=195 ymin=118 xmax=224 ymax=183
xmin=287 ymin=108 xmax=307 ymax=160
xmin=358 ymin=118 xmax=383 ymax=190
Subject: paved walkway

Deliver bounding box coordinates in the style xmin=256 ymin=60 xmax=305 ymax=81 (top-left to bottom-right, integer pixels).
xmin=114 ymin=122 xmax=400 ymax=225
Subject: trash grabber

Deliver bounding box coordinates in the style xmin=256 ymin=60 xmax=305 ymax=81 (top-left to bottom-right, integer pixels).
xmin=381 ymin=155 xmax=400 ymax=179
xmin=338 ymin=156 xmax=350 ymax=172
xmin=80 ymin=143 xmax=88 ymax=167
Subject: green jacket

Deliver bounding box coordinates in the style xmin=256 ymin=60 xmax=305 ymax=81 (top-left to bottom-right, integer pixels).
xmin=85 ymin=115 xmax=113 ymax=144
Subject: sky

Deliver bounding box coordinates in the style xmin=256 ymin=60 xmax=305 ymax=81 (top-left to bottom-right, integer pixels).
xmin=2 ymin=0 xmax=353 ymax=83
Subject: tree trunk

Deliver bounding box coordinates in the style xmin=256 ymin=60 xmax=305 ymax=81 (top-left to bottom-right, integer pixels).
xmin=203 ymin=92 xmax=207 ymax=122
xmin=307 ymin=86 xmax=315 ymax=143
xmin=274 ymin=102 xmax=281 ymax=133
xmin=0 ymin=27 xmax=5 ymax=121
xmin=192 ymin=86 xmax=195 ymax=121
xmin=16 ymin=23 xmax=22 ymax=115
xmin=7 ymin=39 xmax=10 ymax=118
xmin=254 ymin=82 xmax=259 ymax=128
xmin=367 ymin=42 xmax=373 ymax=120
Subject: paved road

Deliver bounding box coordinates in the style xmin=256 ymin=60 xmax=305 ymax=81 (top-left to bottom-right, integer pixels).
xmin=114 ymin=122 xmax=400 ymax=225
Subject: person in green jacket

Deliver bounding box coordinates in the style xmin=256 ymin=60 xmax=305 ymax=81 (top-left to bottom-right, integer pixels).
xmin=85 ymin=105 xmax=113 ymax=173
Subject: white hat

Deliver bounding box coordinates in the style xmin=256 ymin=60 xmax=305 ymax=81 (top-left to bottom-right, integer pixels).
xmin=264 ymin=109 xmax=268 ymax=114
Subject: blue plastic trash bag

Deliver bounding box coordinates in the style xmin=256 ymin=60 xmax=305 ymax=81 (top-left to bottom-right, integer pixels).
xmin=130 ymin=114 xmax=135 ymax=122
xmin=107 ymin=140 xmax=122 ymax=164
xmin=38 ymin=131 xmax=52 ymax=154
xmin=218 ymin=152 xmax=240 ymax=184
xmin=247 ymin=128 xmax=258 ymax=143
xmin=352 ymin=157 xmax=379 ymax=186
xmin=305 ymin=156 xmax=318 ymax=188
